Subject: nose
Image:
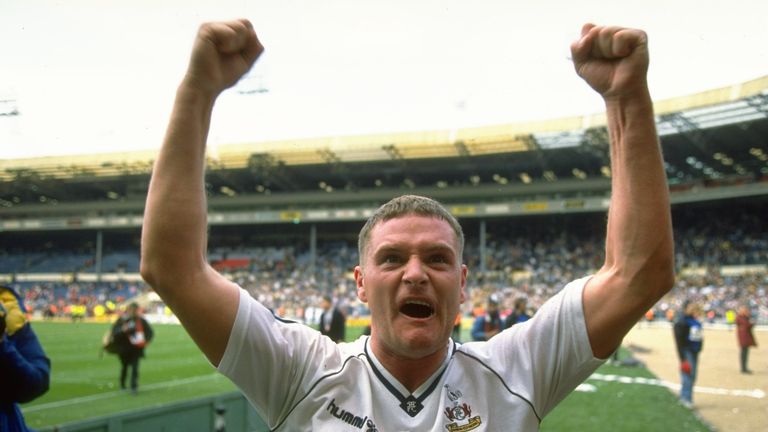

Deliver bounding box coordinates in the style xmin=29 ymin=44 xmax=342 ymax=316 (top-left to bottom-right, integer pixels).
xmin=402 ymin=255 xmax=428 ymax=286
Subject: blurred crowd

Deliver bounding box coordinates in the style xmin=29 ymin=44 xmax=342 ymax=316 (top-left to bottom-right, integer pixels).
xmin=3 ymin=203 xmax=766 ymax=325
xmin=12 ymin=281 xmax=144 ymax=322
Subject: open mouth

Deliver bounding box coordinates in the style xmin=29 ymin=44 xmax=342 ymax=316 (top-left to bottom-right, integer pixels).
xmin=400 ymin=300 xmax=435 ymax=319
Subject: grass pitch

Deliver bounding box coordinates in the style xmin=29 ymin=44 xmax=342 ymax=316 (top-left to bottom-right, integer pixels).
xmin=21 ymin=321 xmax=711 ymax=431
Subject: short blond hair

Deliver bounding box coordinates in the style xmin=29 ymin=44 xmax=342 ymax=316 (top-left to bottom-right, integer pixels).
xmin=357 ymin=195 xmax=464 ymax=264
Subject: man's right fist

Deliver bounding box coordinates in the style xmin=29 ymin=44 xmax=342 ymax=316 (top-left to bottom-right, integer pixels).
xmin=680 ymin=360 xmax=692 ymax=375
xmin=184 ymin=19 xmax=264 ymax=97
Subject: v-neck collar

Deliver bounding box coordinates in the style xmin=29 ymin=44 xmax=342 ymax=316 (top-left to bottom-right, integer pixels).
xmin=363 ymin=337 xmax=456 ymax=417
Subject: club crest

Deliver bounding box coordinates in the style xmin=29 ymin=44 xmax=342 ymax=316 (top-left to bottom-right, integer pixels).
xmin=443 ymin=386 xmax=482 ymax=431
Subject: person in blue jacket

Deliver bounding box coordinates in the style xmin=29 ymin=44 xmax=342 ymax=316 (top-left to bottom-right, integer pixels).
xmin=470 ymin=294 xmax=504 ymax=341
xmin=0 ymin=285 xmax=51 ymax=432
xmin=673 ymin=301 xmax=703 ymax=408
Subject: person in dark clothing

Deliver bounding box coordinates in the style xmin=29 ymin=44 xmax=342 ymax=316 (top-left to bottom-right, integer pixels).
xmin=673 ymin=301 xmax=703 ymax=408
xmin=736 ymin=305 xmax=757 ymax=374
xmin=504 ymin=296 xmax=531 ymax=329
xmin=471 ymin=294 xmax=503 ymax=341
xmin=111 ymin=302 xmax=154 ymax=395
xmin=319 ymin=295 xmax=346 ymax=343
xmin=0 ymin=285 xmax=50 ymax=432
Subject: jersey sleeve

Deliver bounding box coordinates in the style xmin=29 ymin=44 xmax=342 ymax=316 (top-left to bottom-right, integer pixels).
xmin=217 ymin=287 xmax=343 ymax=427
xmin=485 ymin=276 xmax=604 ymax=418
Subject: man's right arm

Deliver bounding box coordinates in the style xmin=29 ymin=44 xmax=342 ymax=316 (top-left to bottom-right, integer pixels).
xmin=140 ymin=20 xmax=263 ymax=366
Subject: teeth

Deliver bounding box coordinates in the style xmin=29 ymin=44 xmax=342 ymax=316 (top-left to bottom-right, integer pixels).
xmin=406 ymin=300 xmax=431 ymax=307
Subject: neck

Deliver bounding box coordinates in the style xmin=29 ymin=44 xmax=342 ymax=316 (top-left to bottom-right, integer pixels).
xmin=370 ymin=339 xmax=448 ymax=392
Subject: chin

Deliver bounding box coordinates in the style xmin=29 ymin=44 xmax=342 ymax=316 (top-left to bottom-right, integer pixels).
xmin=401 ymin=331 xmax=445 ymax=357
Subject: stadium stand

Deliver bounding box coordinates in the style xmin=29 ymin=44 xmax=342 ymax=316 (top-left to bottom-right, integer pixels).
xmin=1 ymin=199 xmax=765 ymax=326
xmin=0 ymin=76 xmax=766 ymax=326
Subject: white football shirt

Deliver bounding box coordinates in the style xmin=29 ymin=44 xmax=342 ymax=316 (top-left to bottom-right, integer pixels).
xmin=218 ymin=276 xmax=604 ymax=431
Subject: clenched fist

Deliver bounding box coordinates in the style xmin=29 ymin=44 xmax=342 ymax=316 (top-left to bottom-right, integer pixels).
xmin=570 ymin=24 xmax=649 ymax=100
xmin=182 ymin=19 xmax=264 ymax=97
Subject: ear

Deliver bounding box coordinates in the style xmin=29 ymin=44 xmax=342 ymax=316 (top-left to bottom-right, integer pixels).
xmin=354 ymin=265 xmax=368 ymax=303
xmin=459 ymin=264 xmax=468 ymax=304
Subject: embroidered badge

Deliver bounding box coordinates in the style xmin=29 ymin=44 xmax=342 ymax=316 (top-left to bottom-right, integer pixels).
xmin=443 ymin=386 xmax=482 ymax=431
xmin=400 ymin=395 xmax=424 ymax=417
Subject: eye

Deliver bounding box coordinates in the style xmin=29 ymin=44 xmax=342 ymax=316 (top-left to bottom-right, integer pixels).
xmin=382 ymin=254 xmax=403 ymax=264
xmin=429 ymin=254 xmax=450 ymax=264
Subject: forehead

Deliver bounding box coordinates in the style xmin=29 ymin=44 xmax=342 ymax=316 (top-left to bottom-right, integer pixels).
xmin=368 ymin=214 xmax=459 ymax=252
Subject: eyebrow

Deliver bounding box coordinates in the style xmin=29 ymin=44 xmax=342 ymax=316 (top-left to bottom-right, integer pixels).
xmin=373 ymin=243 xmax=457 ymax=257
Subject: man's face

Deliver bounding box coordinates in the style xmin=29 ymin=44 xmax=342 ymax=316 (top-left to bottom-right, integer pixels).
xmin=354 ymin=214 xmax=467 ymax=360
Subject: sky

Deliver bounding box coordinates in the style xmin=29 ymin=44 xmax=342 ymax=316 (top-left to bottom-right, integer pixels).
xmin=1 ymin=0 xmax=767 ymax=159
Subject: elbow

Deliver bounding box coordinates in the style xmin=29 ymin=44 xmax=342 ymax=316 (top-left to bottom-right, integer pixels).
xmin=656 ymin=244 xmax=676 ymax=295
xmin=645 ymin=251 xmax=676 ymax=300
xmin=140 ymin=248 xmax=209 ymax=297
xmin=139 ymin=255 xmax=159 ymax=288
xmin=654 ymin=266 xmax=675 ymax=300
xmin=611 ymin=247 xmax=675 ymax=303
xmin=660 ymin=262 xmax=676 ymax=293
xmin=139 ymin=243 xmax=179 ymax=288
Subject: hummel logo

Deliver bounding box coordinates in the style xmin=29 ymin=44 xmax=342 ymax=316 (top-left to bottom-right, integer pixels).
xmin=326 ymin=398 xmax=377 ymax=430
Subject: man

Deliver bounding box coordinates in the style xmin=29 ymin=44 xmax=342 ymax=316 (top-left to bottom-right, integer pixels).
xmin=141 ymin=20 xmax=674 ymax=430
xmin=0 ymin=285 xmax=50 ymax=432
xmin=471 ymin=295 xmax=503 ymax=341
xmin=110 ymin=302 xmax=154 ymax=395
xmin=735 ymin=305 xmax=756 ymax=374
xmin=319 ymin=295 xmax=346 ymax=343
xmin=673 ymin=301 xmax=703 ymax=408
xmin=504 ymin=296 xmax=531 ymax=329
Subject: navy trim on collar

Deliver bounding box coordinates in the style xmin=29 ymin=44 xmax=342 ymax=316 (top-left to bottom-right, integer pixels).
xmin=363 ymin=338 xmax=454 ymax=417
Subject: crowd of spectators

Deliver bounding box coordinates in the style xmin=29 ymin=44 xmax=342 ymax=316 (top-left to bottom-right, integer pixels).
xmin=11 ymin=281 xmax=144 ymax=321
xmin=3 ymin=202 xmax=766 ymax=325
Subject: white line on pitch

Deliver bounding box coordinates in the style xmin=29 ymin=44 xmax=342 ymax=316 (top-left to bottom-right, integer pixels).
xmin=588 ymin=372 xmax=766 ymax=399
xmin=23 ymin=373 xmax=225 ymax=413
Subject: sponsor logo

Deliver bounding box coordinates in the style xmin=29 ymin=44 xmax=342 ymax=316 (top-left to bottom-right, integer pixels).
xmin=326 ymin=398 xmax=377 ymax=431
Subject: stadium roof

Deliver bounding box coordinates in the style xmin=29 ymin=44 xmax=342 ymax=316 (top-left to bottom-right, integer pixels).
xmin=1 ymin=76 xmax=767 ymax=218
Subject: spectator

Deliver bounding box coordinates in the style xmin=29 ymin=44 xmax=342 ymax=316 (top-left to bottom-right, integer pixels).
xmin=504 ymin=296 xmax=531 ymax=329
xmin=0 ymin=285 xmax=50 ymax=432
xmin=319 ymin=295 xmax=346 ymax=343
xmin=471 ymin=294 xmax=504 ymax=341
xmin=736 ymin=305 xmax=757 ymax=374
xmin=673 ymin=301 xmax=704 ymax=408
xmin=110 ymin=302 xmax=154 ymax=395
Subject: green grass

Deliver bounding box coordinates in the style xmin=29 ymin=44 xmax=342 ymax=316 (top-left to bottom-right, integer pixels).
xmin=23 ymin=321 xmax=236 ymax=429
xmin=22 ymin=322 xmax=711 ymax=431
xmin=542 ymin=359 xmax=712 ymax=431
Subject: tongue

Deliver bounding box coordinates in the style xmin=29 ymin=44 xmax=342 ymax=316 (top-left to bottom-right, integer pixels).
xmin=401 ymin=303 xmax=432 ymax=318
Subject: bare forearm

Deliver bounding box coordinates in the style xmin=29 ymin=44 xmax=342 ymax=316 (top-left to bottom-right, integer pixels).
xmin=141 ymin=86 xmax=216 ymax=297
xmin=603 ymin=89 xmax=674 ymax=298
xmin=572 ymin=24 xmax=675 ymax=357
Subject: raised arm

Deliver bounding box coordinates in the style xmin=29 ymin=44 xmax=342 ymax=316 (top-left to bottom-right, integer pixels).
xmin=571 ymin=24 xmax=675 ymax=358
xmin=140 ymin=19 xmax=263 ymax=365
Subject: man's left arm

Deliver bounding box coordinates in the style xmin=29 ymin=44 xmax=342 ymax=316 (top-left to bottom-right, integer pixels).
xmin=571 ymin=24 xmax=675 ymax=358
